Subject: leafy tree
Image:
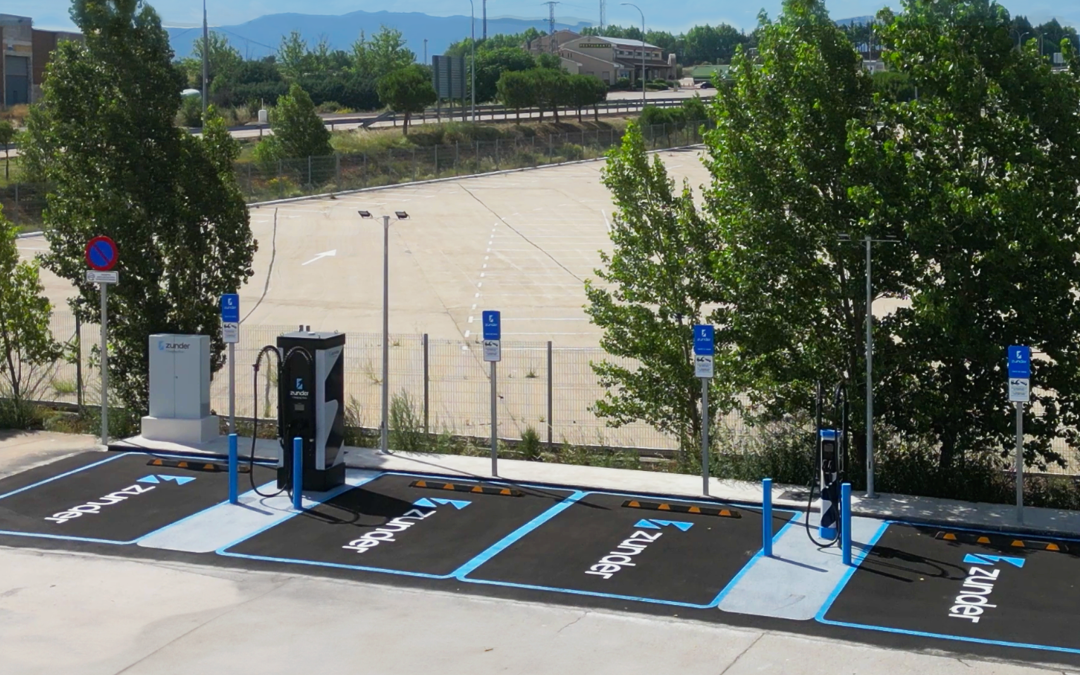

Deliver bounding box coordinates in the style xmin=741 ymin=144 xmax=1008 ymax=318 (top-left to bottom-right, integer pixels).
xmin=353 ymin=27 xmax=416 ymax=82
xmin=270 ymin=83 xmax=332 ymax=158
xmin=496 ymin=70 xmax=536 ymax=121
xmin=567 ymin=74 xmax=607 ymax=122
xmin=535 ymin=52 xmax=562 ymax=70
xmin=473 ymin=47 xmax=535 ymax=103
xmin=376 ymin=65 xmax=437 ymax=135
xmin=848 ymin=0 xmax=1080 ymax=471
xmin=0 ymin=213 xmax=62 ymax=425
xmin=277 ymin=31 xmax=308 ymax=81
xmin=180 ymin=31 xmax=242 ymax=90
xmin=0 ymin=121 xmax=14 ymax=180
xmin=703 ymin=0 xmax=875 ymax=463
xmin=683 ymin=24 xmax=748 ymax=65
xmin=530 ymin=67 xmax=569 ymax=121
xmin=585 ymin=123 xmax=725 ymax=455
xmin=22 ymin=0 xmax=256 ymax=417
xmin=211 ymin=58 xmax=288 ymax=109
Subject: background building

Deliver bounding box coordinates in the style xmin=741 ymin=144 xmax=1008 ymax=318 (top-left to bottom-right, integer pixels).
xmin=525 ymin=30 xmax=676 ymax=85
xmin=1 ymin=14 xmax=82 ymax=107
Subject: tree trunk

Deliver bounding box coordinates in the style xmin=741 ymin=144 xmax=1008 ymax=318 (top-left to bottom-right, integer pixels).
xmin=577 ymin=107 xmax=582 ymax=122
xmin=404 ymin=112 xmax=410 ymax=136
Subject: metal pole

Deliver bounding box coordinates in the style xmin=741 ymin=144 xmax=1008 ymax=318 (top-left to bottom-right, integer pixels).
xmin=201 ymin=0 xmax=209 ymax=121
xmin=292 ymin=437 xmax=304 ymax=511
xmin=762 ymin=478 xmax=773 ymax=557
xmin=865 ymin=235 xmax=875 ymax=498
xmin=381 ymin=215 xmax=391 ymax=454
xmin=547 ymin=340 xmax=553 ymax=446
xmin=701 ymin=378 xmax=709 ymax=496
xmin=491 ymin=360 xmax=498 ymax=476
xmin=75 ymin=314 xmax=83 ymax=410
xmin=228 ymin=342 xmax=235 ymax=434
xmin=470 ymin=0 xmax=476 ymax=122
xmin=99 ymin=283 xmax=108 ymax=446
xmin=228 ymin=433 xmax=238 ymax=504
xmin=423 ymin=333 xmax=430 ymax=435
xmin=841 ymin=482 xmax=852 ymax=565
xmin=1016 ymin=402 xmax=1024 ymax=523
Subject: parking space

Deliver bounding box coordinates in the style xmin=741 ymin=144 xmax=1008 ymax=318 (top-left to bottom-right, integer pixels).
xmin=0 ymin=451 xmax=275 ymax=545
xmin=460 ymin=491 xmax=797 ymax=608
xmin=219 ymin=473 xmax=578 ymax=579
xmin=818 ymin=522 xmax=1080 ymax=655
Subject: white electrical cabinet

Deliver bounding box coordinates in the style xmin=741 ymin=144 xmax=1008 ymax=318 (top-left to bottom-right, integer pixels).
xmin=141 ymin=334 xmax=219 ymax=445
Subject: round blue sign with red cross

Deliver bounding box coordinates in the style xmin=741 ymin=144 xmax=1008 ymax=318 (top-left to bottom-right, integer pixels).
xmin=85 ymin=236 xmax=118 ymax=271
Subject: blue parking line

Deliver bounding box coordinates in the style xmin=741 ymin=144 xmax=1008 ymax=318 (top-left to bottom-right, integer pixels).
xmin=814 ymin=520 xmax=1080 ymax=656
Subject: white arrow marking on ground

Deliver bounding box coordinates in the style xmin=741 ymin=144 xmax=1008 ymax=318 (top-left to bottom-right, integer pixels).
xmin=301 ymin=250 xmax=337 ymax=266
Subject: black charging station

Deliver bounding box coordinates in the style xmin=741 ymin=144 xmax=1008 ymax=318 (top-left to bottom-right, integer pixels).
xmin=277 ymin=331 xmax=346 ymax=492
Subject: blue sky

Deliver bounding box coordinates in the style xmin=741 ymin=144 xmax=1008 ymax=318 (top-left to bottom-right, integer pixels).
xmin=16 ymin=0 xmax=1078 ymax=34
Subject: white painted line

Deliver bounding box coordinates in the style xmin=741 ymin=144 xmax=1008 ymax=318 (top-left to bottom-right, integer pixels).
xmin=464 ymin=330 xmax=471 ymax=338
xmin=137 ymin=470 xmax=379 ymax=553
xmin=471 ymin=304 xmax=477 ymax=310
xmin=468 ymin=316 xmax=474 ymax=323
xmin=301 ymin=249 xmax=337 ymax=266
xmin=474 ymin=292 xmax=480 ymax=298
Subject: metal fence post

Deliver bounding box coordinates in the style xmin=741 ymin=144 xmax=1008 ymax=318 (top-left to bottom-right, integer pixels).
xmin=335 ymin=154 xmax=340 ymax=185
xmin=495 ymin=138 xmax=500 ymax=169
xmin=307 ymin=155 xmax=312 ymax=186
xmin=455 ymin=141 xmax=459 ymax=170
xmin=547 ymin=341 xmax=553 ymax=446
xmin=434 ymin=145 xmax=439 ymax=178
xmin=423 ymin=333 xmax=430 ymax=435
xmin=412 ymin=148 xmax=418 ymax=181
xmin=75 ymin=314 xmax=83 ymax=410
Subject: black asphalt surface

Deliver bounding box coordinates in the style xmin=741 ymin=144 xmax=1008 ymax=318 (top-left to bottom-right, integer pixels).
xmin=3 ymin=450 xmax=1080 ymax=669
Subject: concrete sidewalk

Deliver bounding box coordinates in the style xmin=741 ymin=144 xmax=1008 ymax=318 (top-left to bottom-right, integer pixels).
xmin=109 ymin=430 xmax=1080 ymax=540
xmin=0 ymin=429 xmax=97 ymax=479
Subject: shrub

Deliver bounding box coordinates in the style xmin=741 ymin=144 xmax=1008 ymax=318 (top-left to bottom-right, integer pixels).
xmin=389 ymin=390 xmax=426 ymax=453
xmin=520 ymin=426 xmax=542 ymax=460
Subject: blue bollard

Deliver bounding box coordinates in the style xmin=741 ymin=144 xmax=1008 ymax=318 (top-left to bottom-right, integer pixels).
xmin=841 ymin=482 xmax=852 ymax=566
xmin=762 ymin=478 xmax=773 ymax=557
xmin=228 ymin=433 xmax=238 ymax=505
xmin=292 ymin=437 xmax=303 ymax=511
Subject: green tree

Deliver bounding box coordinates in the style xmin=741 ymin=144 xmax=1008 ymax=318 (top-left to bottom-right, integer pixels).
xmin=585 ymin=123 xmax=725 ymax=456
xmin=277 ymin=31 xmax=308 ymax=81
xmin=530 ymin=67 xmax=569 ymax=121
xmin=848 ymin=0 xmax=1080 ymax=471
xmin=353 ymin=27 xmax=416 ymax=82
xmin=0 ymin=213 xmax=62 ymax=426
xmin=0 ymin=121 xmax=14 ymax=180
xmin=474 ymin=47 xmax=535 ymax=103
xmin=376 ymin=65 xmax=437 ymax=135
xmin=703 ymin=0 xmax=875 ymax=460
xmin=22 ymin=0 xmax=257 ymax=417
xmin=567 ymin=74 xmax=607 ymax=122
xmin=180 ymin=31 xmax=242 ymax=90
xmin=496 ymin=69 xmax=536 ymax=121
xmin=270 ymin=83 xmax=332 ymax=158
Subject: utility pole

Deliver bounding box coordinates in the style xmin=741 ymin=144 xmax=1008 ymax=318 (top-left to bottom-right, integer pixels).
xmin=599 ymin=0 xmax=606 ymax=31
xmin=621 ymin=3 xmax=645 ymax=105
xmin=201 ymin=0 xmax=209 ymax=122
xmin=424 ymin=38 xmax=428 ymax=64
xmin=544 ymin=1 xmax=559 ymax=49
xmin=839 ymin=233 xmax=900 ymax=499
xmin=483 ymin=0 xmax=487 ymax=41
xmin=469 ymin=0 xmax=476 ymax=121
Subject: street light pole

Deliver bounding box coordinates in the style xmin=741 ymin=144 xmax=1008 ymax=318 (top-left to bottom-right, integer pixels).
xmin=840 ymin=233 xmax=900 ymax=498
xmin=381 ymin=215 xmax=390 ymax=455
xmin=621 ymin=3 xmax=646 ymax=106
xmin=469 ymin=0 xmax=477 ymax=122
xmin=201 ymin=0 xmax=209 ymax=121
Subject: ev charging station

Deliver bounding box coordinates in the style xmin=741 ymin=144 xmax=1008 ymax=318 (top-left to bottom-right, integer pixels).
xmin=808 ymin=381 xmax=848 ymax=545
xmin=274 ymin=330 xmax=347 ymax=492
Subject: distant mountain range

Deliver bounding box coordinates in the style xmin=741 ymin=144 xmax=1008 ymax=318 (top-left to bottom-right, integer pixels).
xmin=165 ymin=10 xmax=593 ymax=60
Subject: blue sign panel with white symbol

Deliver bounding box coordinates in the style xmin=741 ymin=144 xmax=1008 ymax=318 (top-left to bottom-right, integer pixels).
xmin=1008 ymin=345 xmax=1031 ymax=379
xmin=220 ymin=294 xmax=240 ymax=323
xmin=693 ymin=325 xmax=714 ymax=356
xmin=483 ymin=311 xmax=501 ymax=341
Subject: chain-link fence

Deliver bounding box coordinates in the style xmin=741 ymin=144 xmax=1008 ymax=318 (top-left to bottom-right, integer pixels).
xmin=25 ymin=309 xmax=1080 ymax=475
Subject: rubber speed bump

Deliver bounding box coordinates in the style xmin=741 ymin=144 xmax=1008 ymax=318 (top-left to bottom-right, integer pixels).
xmin=147 ymin=458 xmax=249 ymax=473
xmin=410 ymin=479 xmax=522 ymax=497
xmin=934 ymin=529 xmax=1068 ymax=553
xmin=623 ymin=499 xmax=741 ymax=518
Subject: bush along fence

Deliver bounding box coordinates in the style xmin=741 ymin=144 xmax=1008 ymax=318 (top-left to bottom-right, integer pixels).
xmin=1 ymin=121 xmax=708 ymax=226
xmin=241 ymin=121 xmax=710 ymax=202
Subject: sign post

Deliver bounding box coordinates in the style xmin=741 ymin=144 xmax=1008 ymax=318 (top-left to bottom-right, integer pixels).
xmin=1008 ymin=345 xmax=1031 ymax=523
xmin=483 ymin=311 xmax=501 ymax=476
xmin=221 ymin=294 xmax=240 ymax=434
xmin=85 ymin=236 xmax=119 ymax=448
xmin=694 ymin=325 xmax=715 ymax=496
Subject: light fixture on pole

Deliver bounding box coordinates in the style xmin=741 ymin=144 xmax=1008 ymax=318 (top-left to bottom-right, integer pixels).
xmin=621 ymin=3 xmax=646 ymax=106
xmin=359 ymin=209 xmax=411 ymax=455
xmin=469 ymin=0 xmax=477 ymax=122
xmin=838 ymin=232 xmax=901 ymax=499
